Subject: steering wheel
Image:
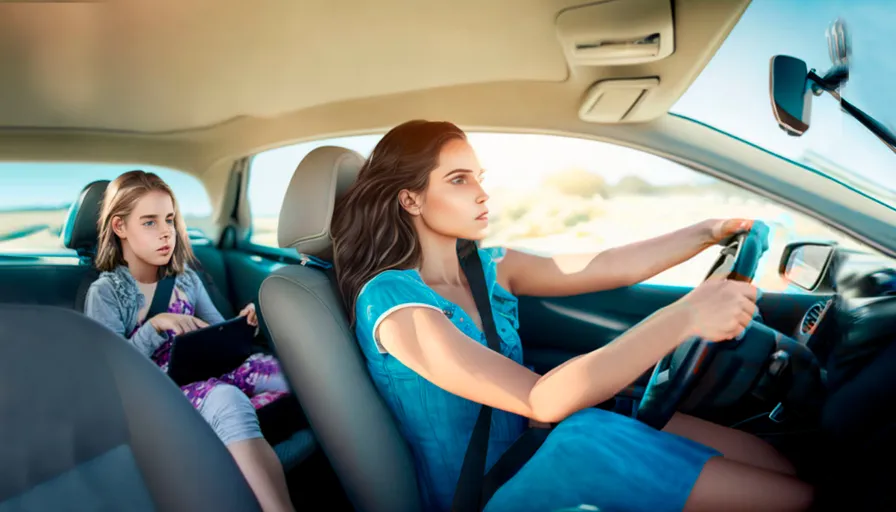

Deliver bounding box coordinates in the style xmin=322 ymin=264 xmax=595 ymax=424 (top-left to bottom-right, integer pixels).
xmin=635 ymin=223 xmax=769 ymax=430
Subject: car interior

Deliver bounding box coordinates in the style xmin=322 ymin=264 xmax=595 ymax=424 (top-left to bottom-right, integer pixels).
xmin=2 ymin=0 xmax=896 ymax=511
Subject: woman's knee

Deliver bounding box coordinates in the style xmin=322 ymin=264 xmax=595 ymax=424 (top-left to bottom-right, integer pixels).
xmin=198 ymin=384 xmax=263 ymax=445
xmin=666 ymin=412 xmax=796 ymax=476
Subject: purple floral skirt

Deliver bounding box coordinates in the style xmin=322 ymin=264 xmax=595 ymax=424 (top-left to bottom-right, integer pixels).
xmin=132 ymin=290 xmax=289 ymax=410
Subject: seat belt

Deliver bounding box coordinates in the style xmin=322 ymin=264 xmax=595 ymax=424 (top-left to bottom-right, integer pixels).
xmin=147 ymin=275 xmax=177 ymax=320
xmin=452 ymin=244 xmax=504 ymax=512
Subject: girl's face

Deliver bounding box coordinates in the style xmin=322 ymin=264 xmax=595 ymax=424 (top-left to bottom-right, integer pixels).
xmin=401 ymin=138 xmax=490 ymax=241
xmin=112 ymin=190 xmax=177 ymax=267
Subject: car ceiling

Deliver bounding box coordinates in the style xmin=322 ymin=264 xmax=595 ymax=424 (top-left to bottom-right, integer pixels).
xmin=0 ymin=0 xmax=750 ymax=174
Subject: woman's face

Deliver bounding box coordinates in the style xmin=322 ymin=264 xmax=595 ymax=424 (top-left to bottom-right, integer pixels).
xmin=112 ymin=190 xmax=177 ymax=267
xmin=402 ymin=138 xmax=490 ymax=241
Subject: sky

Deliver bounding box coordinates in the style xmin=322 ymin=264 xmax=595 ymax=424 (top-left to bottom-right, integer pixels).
xmin=2 ymin=0 xmax=893 ymax=217
xmin=671 ymin=0 xmax=895 ymax=198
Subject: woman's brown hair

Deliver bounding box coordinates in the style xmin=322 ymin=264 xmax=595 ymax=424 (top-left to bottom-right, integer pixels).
xmin=331 ymin=119 xmax=470 ymax=324
xmin=95 ymin=170 xmax=196 ymax=277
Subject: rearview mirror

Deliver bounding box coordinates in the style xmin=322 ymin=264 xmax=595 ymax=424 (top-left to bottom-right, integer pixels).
xmin=779 ymin=242 xmax=835 ymax=290
xmin=769 ymin=55 xmax=813 ymax=135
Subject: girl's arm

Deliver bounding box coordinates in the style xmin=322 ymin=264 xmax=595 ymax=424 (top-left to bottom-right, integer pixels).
xmin=84 ymin=281 xmax=169 ymax=357
xmin=187 ymin=268 xmax=226 ymax=325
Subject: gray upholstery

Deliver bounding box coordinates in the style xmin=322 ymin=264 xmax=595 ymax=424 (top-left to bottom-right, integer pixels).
xmin=62 ymin=179 xmax=109 ymax=257
xmin=0 ymin=304 xmax=260 ymax=512
xmin=276 ymin=146 xmax=365 ymax=258
xmin=260 ymin=147 xmax=422 ymax=512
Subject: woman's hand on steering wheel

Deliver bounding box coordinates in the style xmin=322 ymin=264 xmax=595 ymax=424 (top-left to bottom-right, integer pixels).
xmin=674 ymin=279 xmax=759 ymax=343
xmin=704 ymin=218 xmax=755 ymax=246
xmin=637 ymin=223 xmax=767 ymax=429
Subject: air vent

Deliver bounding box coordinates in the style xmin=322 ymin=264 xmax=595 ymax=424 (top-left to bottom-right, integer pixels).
xmin=800 ymin=301 xmax=828 ymax=334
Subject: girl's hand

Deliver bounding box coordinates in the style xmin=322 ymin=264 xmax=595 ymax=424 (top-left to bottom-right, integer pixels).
xmin=239 ymin=303 xmax=258 ymax=327
xmin=149 ymin=313 xmax=208 ymax=335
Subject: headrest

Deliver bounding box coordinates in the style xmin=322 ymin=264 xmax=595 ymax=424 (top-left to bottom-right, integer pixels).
xmin=277 ymin=146 xmax=365 ymax=258
xmin=62 ymin=179 xmax=110 ymax=256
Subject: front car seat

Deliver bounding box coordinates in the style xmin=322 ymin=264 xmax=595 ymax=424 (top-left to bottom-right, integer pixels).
xmin=0 ymin=304 xmax=261 ymax=512
xmin=259 ymin=146 xmax=422 ymax=512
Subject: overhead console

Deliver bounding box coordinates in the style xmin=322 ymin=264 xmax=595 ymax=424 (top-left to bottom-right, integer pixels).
xmin=556 ymin=0 xmax=673 ymax=123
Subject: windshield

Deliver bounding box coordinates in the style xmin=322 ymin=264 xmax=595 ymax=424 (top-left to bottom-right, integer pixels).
xmin=672 ymin=0 xmax=895 ymax=207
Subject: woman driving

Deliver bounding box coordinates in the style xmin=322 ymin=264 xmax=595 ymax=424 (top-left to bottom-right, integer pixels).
xmin=330 ymin=120 xmax=814 ymax=512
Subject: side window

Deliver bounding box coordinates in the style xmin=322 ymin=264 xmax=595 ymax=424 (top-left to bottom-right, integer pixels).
xmin=468 ymin=132 xmax=862 ymax=293
xmin=246 ymin=135 xmax=382 ymax=248
xmin=0 ymin=163 xmax=213 ymax=257
xmin=244 ymin=131 xmax=864 ymax=294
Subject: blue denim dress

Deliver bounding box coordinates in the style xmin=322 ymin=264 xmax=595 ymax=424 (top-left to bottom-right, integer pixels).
xmin=354 ymin=247 xmax=720 ymax=512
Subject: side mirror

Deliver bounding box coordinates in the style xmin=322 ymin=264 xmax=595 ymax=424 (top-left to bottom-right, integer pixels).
xmin=769 ymin=55 xmax=813 ymax=136
xmin=779 ymin=242 xmax=835 ymax=291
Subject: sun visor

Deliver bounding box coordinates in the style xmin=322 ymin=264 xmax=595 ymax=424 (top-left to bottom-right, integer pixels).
xmin=556 ymin=0 xmax=674 ymax=67
xmin=578 ymin=77 xmax=660 ymax=123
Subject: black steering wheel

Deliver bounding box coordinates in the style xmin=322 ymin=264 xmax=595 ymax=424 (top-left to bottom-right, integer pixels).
xmin=635 ymin=224 xmax=770 ymax=430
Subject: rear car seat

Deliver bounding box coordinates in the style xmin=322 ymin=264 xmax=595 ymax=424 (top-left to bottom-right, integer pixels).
xmin=63 ymin=179 xmax=235 ymax=316
xmin=0 ymin=180 xmax=109 ymax=309
xmin=0 ymin=179 xmax=316 ymax=471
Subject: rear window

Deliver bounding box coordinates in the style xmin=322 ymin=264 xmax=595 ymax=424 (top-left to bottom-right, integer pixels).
xmin=0 ymin=163 xmax=213 ymax=257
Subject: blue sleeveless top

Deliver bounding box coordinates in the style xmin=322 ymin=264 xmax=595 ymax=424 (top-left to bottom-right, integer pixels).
xmin=354 ymin=246 xmax=720 ymax=512
xmin=354 ymin=246 xmax=526 ymax=511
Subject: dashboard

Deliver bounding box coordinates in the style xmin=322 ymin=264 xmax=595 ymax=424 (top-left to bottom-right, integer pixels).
xmin=794 ymin=247 xmax=896 ymax=386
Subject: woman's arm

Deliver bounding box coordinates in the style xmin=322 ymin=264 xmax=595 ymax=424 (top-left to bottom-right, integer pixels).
xmin=498 ymin=218 xmax=753 ymax=297
xmin=377 ymin=301 xmax=695 ymax=423
xmin=498 ymin=219 xmax=715 ymax=297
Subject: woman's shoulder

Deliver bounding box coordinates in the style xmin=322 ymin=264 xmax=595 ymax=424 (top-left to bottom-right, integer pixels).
xmin=479 ymin=245 xmax=507 ymax=263
xmin=356 ymin=270 xmax=443 ymax=324
xmin=359 ymin=268 xmax=424 ymax=293
xmin=358 ymin=269 xmax=438 ymax=305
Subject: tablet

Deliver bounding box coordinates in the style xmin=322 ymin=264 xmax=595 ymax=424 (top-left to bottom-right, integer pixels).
xmin=167 ymin=316 xmax=256 ymax=386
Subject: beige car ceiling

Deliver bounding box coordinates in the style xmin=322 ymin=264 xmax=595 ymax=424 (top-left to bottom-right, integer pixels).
xmin=0 ymin=0 xmax=750 ymax=175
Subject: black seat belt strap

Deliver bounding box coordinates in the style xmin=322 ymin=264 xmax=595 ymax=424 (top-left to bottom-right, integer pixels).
xmin=147 ymin=275 xmax=177 ymax=320
xmin=452 ymin=243 xmax=503 ymax=512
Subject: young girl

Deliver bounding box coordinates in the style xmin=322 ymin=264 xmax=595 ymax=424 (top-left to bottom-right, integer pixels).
xmin=84 ymin=170 xmax=295 ymax=512
xmin=330 ymin=120 xmax=815 ymax=512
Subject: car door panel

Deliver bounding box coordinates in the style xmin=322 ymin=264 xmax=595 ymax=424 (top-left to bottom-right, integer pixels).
xmin=518 ymin=283 xmax=826 ymax=374
xmin=518 ymin=284 xmax=690 ymax=373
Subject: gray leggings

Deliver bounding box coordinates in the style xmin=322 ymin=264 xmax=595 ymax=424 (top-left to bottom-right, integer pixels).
xmin=196 ymin=384 xmax=264 ymax=445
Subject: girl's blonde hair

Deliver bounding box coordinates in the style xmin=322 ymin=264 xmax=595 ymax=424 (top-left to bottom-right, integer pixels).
xmin=96 ymin=170 xmax=196 ymax=277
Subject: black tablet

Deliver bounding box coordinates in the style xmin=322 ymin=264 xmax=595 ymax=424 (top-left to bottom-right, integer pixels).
xmin=167 ymin=316 xmax=256 ymax=386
